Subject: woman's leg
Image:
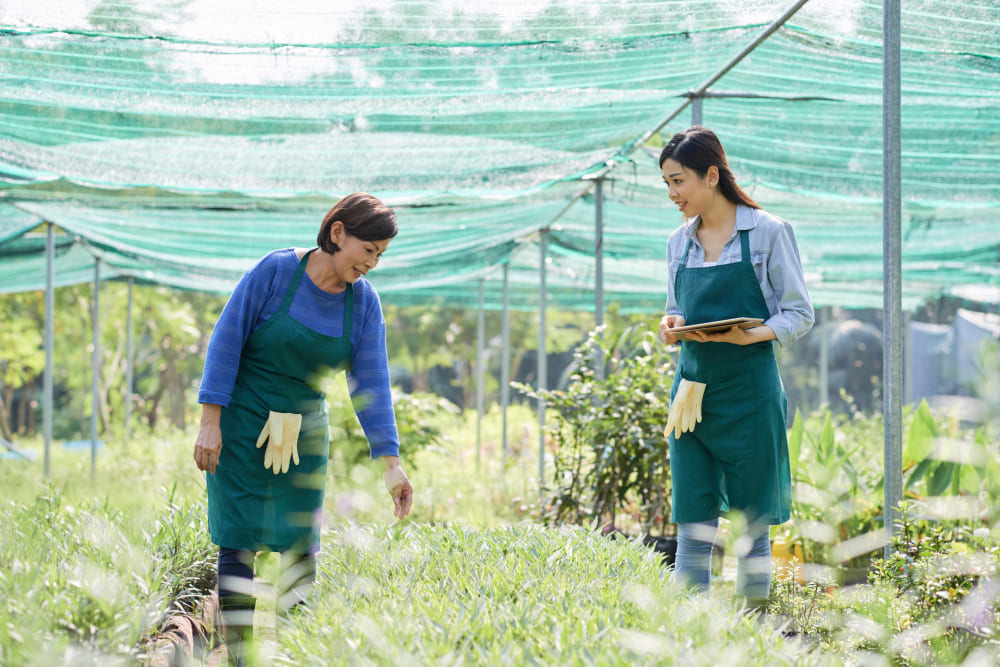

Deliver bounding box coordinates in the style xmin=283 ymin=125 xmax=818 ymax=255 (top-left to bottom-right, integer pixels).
xmin=278 ymin=549 xmax=317 ymax=614
xmin=217 ymin=547 xmax=256 ymax=665
xmin=674 ymin=519 xmax=719 ymax=593
xmin=735 ymin=527 xmax=772 ymax=608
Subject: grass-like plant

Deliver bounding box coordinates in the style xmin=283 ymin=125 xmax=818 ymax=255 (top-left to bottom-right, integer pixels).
xmin=264 ymin=522 xmax=826 ymax=666
xmin=0 ymin=483 xmax=216 ymax=665
xmin=2 ymin=390 xmax=998 ymax=665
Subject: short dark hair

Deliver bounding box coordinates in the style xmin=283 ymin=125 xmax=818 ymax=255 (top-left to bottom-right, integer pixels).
xmin=658 ymin=126 xmax=759 ymax=209
xmin=317 ymin=192 xmax=398 ymax=254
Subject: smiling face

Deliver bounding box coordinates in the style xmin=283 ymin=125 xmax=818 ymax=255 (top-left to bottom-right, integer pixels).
xmin=661 ymin=158 xmax=717 ymax=220
xmin=330 ymin=221 xmax=391 ymax=283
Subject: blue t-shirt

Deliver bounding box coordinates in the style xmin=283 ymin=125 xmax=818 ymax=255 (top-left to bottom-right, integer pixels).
xmin=198 ymin=248 xmax=399 ymax=458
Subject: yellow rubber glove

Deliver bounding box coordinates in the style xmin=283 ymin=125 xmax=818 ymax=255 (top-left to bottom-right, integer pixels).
xmin=255 ymin=411 xmax=303 ymax=474
xmin=664 ymin=378 xmax=692 ymax=439
xmin=686 ymin=381 xmax=706 ymax=433
xmin=664 ymin=379 xmax=707 ymax=439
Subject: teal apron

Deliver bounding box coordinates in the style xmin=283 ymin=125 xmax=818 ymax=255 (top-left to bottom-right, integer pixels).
xmin=669 ymin=230 xmax=791 ymax=526
xmin=207 ymin=249 xmax=353 ymax=552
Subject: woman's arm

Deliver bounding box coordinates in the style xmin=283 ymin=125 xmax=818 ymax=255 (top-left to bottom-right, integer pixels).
xmin=350 ymin=286 xmax=412 ymax=518
xmin=194 ymin=403 xmax=223 ymax=473
xmin=660 ymin=225 xmax=690 ymax=344
xmin=762 ymin=221 xmax=814 ymax=346
xmin=198 ymin=252 xmax=287 ymax=406
xmin=348 ymin=288 xmax=401 ymax=459
xmin=193 ymin=251 xmax=287 ymax=472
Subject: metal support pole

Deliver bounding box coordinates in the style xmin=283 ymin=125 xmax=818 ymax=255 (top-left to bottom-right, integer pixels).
xmin=125 ymin=277 xmax=134 ymax=444
xmin=691 ymin=95 xmax=703 ymax=125
xmin=595 ymin=178 xmax=604 ymax=331
xmin=882 ymin=0 xmax=903 ymax=559
xmin=476 ymin=279 xmax=485 ymax=473
xmin=903 ymin=310 xmax=911 ymax=406
xmin=90 ymin=260 xmax=101 ymax=478
xmin=538 ymin=231 xmax=548 ymax=492
xmin=44 ymin=222 xmax=54 ymax=478
xmin=819 ymin=306 xmax=829 ymax=407
xmin=501 ymin=264 xmax=510 ymax=470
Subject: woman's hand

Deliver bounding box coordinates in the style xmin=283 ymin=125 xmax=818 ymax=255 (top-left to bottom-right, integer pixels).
xmin=684 ymin=324 xmax=775 ymax=346
xmin=382 ymin=456 xmax=414 ymax=520
xmin=659 ymin=314 xmax=686 ymax=345
xmin=194 ymin=404 xmax=223 ymax=474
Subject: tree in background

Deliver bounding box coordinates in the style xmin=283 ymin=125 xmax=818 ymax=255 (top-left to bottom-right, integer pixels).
xmin=0 ymin=293 xmax=46 ymax=440
xmin=0 ymin=284 xmax=225 ymax=441
xmin=383 ymin=304 xmax=592 ymax=410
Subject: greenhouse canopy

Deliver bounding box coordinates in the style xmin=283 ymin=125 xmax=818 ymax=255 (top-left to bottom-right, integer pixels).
xmin=0 ymin=0 xmax=998 ymax=312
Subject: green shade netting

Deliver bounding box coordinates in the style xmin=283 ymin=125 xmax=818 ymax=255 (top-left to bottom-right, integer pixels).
xmin=0 ymin=0 xmax=998 ymax=310
xmin=5 ymin=183 xmax=995 ymax=312
xmin=0 ymin=203 xmax=42 ymax=244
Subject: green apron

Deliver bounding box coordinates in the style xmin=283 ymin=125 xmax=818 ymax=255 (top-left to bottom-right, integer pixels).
xmin=669 ymin=230 xmax=791 ymax=526
xmin=207 ymin=249 xmax=353 ymax=552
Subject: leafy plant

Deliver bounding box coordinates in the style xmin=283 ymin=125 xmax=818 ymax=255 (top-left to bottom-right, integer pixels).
xmin=769 ymin=503 xmax=1000 ymax=665
xmin=277 ymin=522 xmax=825 ymax=666
xmin=327 ymin=381 xmax=459 ymax=470
xmin=776 ymin=400 xmax=1000 ymax=581
xmin=514 ymin=324 xmax=673 ymax=536
xmin=870 ymin=503 xmax=998 ymax=619
xmin=0 ymin=481 xmax=216 ymax=666
xmin=778 ymin=408 xmax=883 ymax=575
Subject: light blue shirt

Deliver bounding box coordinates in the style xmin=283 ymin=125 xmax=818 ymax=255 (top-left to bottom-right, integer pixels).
xmin=665 ymin=205 xmax=814 ymax=347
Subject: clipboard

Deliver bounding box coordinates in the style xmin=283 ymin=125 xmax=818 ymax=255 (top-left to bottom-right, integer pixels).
xmin=663 ymin=317 xmax=764 ymax=341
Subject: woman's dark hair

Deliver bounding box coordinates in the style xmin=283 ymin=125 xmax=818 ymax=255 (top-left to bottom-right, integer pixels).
xmin=658 ymin=126 xmax=759 ymax=209
xmin=317 ymin=192 xmax=398 ymax=254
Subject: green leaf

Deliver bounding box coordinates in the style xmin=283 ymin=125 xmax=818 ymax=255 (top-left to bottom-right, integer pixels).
xmin=985 ymin=453 xmax=1000 ymax=497
xmin=927 ymin=461 xmax=956 ymax=497
xmin=904 ymin=458 xmax=934 ymax=491
xmin=904 ymin=399 xmax=937 ymax=466
xmin=819 ymin=414 xmax=835 ymax=462
xmin=958 ymin=463 xmax=980 ymax=495
xmin=788 ymin=409 xmax=803 ymax=478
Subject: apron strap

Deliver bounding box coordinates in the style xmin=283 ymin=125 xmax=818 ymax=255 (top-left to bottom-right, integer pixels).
xmin=277 ymin=248 xmax=315 ymax=316
xmin=680 ymin=238 xmax=693 ymax=266
xmin=738 ymin=229 xmax=750 ymax=263
xmin=343 ymin=282 xmax=354 ymax=335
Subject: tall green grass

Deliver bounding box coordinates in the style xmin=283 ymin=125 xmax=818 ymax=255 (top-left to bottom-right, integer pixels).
xmin=1 ymin=433 xmax=212 ymax=665
xmin=0 ymin=485 xmax=215 ymax=664
xmin=262 ymin=523 xmax=827 ymax=666
xmin=1 ymin=404 xmax=998 ymax=666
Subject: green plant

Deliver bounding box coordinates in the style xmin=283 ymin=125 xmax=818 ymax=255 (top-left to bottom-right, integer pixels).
xmin=274 ymin=522 xmax=825 ymax=666
xmin=0 ymin=481 xmax=217 ymax=666
xmin=902 ymin=400 xmax=1000 ymax=516
xmin=514 ymin=324 xmax=673 ymax=536
xmin=767 ymin=504 xmax=1000 ymax=664
xmin=871 ymin=503 xmax=999 ymax=623
xmin=327 ymin=383 xmax=459 ymax=469
xmin=776 ymin=400 xmax=1000 ymax=582
xmin=779 ymin=408 xmax=883 ymax=574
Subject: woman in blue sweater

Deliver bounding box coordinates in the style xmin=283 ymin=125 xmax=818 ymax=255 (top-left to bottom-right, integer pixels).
xmin=193 ymin=193 xmax=413 ymax=663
